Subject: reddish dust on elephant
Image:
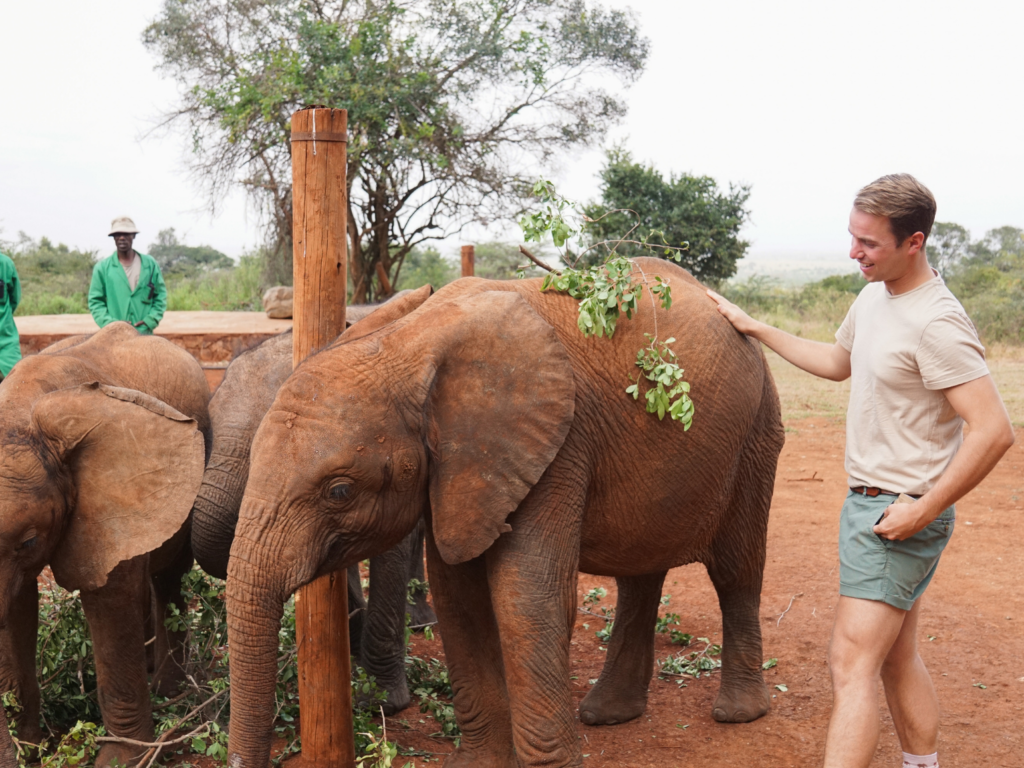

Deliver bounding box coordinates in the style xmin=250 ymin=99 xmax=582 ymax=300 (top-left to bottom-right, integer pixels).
xmin=224 ymin=259 xmax=785 ymax=768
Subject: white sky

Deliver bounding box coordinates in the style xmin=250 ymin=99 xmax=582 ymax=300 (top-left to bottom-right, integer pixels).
xmin=1 ymin=0 xmax=1021 ymax=270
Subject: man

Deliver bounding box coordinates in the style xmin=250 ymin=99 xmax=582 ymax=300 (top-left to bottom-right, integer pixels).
xmin=707 ymin=174 xmax=1014 ymax=768
xmin=0 ymin=248 xmax=22 ymax=378
xmin=89 ymin=216 xmax=167 ymax=334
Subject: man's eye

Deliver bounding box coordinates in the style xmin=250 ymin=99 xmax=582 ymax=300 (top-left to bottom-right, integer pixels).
xmin=328 ymin=483 xmax=351 ymax=501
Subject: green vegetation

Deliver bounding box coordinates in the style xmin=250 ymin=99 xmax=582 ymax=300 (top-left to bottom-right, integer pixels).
xmin=0 ymin=232 xmax=264 ymax=317
xmin=2 ymin=234 xmax=94 ymax=316
xmin=2 ymin=567 xmax=398 ymax=766
xmin=583 ymin=147 xmax=751 ymax=284
xmin=723 ymin=224 xmax=1024 ymax=346
xmin=149 ymin=228 xmax=234 ymax=275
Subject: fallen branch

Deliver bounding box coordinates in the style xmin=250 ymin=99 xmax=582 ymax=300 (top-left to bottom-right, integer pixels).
xmin=786 ymin=471 xmax=823 ymax=483
xmin=776 ymin=593 xmax=803 ymax=627
xmin=95 ymin=722 xmax=209 ymax=749
xmin=518 ymin=245 xmax=555 ymax=272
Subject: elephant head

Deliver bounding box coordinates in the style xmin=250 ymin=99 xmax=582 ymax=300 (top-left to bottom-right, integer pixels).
xmin=190 ymin=287 xmax=434 ymax=579
xmin=0 ymin=380 xmax=204 ymax=758
xmin=225 ymin=287 xmax=575 ymax=766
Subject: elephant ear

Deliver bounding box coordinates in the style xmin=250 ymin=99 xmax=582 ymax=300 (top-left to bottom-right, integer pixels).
xmin=395 ymin=291 xmax=575 ymax=564
xmin=32 ymin=382 xmax=205 ymax=592
xmin=336 ymin=284 xmax=433 ymax=344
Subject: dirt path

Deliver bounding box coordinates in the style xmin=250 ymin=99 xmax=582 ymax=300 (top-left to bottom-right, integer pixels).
xmin=388 ymin=418 xmax=1024 ymax=767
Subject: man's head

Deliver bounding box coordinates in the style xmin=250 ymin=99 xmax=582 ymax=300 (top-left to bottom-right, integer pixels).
xmin=849 ymin=174 xmax=936 ymax=285
xmin=108 ymin=216 xmax=139 ymax=257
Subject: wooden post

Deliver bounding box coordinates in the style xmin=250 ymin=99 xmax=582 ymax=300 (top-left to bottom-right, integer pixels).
xmin=461 ymin=244 xmax=475 ymax=277
xmin=291 ymin=107 xmax=355 ymax=768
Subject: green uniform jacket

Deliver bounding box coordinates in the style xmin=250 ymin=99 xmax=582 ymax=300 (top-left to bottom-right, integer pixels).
xmin=0 ymin=252 xmax=22 ymax=377
xmin=88 ymin=252 xmax=167 ymax=334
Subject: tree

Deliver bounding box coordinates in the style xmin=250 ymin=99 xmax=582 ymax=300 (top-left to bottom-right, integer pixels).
xmin=473 ymin=241 xmax=547 ymax=281
xmin=143 ymin=0 xmax=648 ymax=301
xmin=928 ymin=222 xmax=970 ymax=278
xmin=582 ymin=148 xmax=751 ymax=284
xmin=966 ymin=225 xmax=1024 ymax=271
xmin=394 ymin=246 xmax=457 ymax=291
xmin=148 ymin=228 xmax=234 ymax=275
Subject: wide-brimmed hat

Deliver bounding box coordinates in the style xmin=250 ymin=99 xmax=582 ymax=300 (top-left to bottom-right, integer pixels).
xmin=108 ymin=216 xmax=139 ymax=236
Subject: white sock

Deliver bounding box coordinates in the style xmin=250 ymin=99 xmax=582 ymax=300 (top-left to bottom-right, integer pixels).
xmin=902 ymin=753 xmax=938 ymax=768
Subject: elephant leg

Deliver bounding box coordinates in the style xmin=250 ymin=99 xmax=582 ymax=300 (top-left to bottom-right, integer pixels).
xmin=80 ymin=557 xmax=154 ymax=767
xmin=579 ymin=571 xmax=666 ymax=726
xmin=425 ymin=528 xmax=515 ymax=768
xmin=150 ymin=543 xmax=194 ymax=698
xmin=705 ymin=493 xmax=771 ymax=723
xmin=357 ymin=534 xmax=415 ymax=715
xmin=484 ymin=489 xmax=585 ymax=768
xmin=406 ymin=520 xmax=436 ymax=630
xmin=347 ymin=564 xmax=366 ymax=662
xmin=0 ymin=577 xmax=42 ymax=747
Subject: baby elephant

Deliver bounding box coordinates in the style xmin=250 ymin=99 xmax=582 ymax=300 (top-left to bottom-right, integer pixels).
xmin=0 ymin=323 xmax=210 ymax=768
xmin=190 ymin=296 xmax=435 ymax=714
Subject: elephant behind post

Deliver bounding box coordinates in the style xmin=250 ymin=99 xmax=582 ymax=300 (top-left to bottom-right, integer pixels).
xmin=190 ymin=294 xmax=435 ymax=713
xmin=0 ymin=323 xmax=210 ymax=768
xmin=222 ymin=259 xmax=785 ymax=768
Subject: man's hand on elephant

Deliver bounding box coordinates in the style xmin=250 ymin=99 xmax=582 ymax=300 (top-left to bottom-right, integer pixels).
xmin=706 ymin=289 xmax=760 ymax=335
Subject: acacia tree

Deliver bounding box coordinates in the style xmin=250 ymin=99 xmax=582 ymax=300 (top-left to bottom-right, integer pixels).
xmin=582 ymin=148 xmax=751 ymax=284
xmin=143 ymin=0 xmax=648 ymax=300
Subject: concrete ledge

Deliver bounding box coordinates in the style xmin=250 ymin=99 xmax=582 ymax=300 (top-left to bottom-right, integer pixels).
xmin=16 ymin=311 xmax=293 ymax=365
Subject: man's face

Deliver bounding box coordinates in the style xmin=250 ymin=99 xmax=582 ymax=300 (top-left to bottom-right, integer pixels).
xmin=112 ymin=232 xmax=135 ymax=254
xmin=847 ymin=208 xmax=921 ymax=284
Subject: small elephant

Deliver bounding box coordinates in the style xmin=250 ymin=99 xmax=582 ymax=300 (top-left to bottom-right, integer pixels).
xmin=190 ymin=296 xmax=435 ymax=713
xmin=224 ymin=259 xmax=785 ymax=768
xmin=0 ymin=323 xmax=209 ymax=768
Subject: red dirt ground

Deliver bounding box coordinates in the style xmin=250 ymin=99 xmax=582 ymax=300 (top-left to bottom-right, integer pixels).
xmin=349 ymin=418 xmax=1024 ymax=768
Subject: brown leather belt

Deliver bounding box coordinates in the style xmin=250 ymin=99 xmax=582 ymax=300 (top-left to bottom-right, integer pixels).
xmin=851 ymin=486 xmax=919 ymax=499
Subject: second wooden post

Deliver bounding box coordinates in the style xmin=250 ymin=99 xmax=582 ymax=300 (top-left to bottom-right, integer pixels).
xmin=461 ymin=244 xmax=475 ymax=277
xmin=291 ymin=106 xmax=355 ymax=768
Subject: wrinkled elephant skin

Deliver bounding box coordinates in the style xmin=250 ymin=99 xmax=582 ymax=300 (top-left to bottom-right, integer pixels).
xmin=226 ymin=261 xmax=784 ymax=768
xmin=0 ymin=323 xmax=210 ymax=768
xmin=190 ymin=294 xmax=436 ymax=713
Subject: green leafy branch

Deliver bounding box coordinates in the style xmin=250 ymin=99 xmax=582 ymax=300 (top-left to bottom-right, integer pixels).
xmin=519 ymin=179 xmax=695 ymax=427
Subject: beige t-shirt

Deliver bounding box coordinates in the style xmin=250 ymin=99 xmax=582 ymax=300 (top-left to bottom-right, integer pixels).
xmin=835 ymin=274 xmax=989 ymax=495
xmin=121 ymin=253 xmax=141 ymax=291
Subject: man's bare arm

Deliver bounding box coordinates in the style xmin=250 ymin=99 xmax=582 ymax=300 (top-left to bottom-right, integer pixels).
xmin=706 ymin=289 xmax=852 ymax=382
xmin=874 ymin=374 xmax=1015 ymax=539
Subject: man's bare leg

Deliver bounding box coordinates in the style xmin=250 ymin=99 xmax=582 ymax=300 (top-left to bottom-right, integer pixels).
xmin=824 ymin=596 xmax=907 ymax=768
xmin=881 ymin=599 xmax=939 ymax=757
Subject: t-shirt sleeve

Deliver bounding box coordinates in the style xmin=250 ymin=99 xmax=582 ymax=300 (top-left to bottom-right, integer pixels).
xmin=917 ymin=311 xmax=989 ymax=390
xmin=835 ymin=295 xmax=858 ymax=351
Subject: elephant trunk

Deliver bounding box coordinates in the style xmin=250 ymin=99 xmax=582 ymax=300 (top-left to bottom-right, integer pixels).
xmin=192 ymin=429 xmax=253 ymax=580
xmin=225 ymin=522 xmax=291 ymax=768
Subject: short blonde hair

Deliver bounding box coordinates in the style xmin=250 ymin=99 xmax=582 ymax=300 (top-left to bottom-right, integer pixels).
xmin=854 ymin=174 xmax=937 ymax=245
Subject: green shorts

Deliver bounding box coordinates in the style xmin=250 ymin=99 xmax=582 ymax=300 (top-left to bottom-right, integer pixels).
xmin=838 ymin=490 xmax=955 ymax=611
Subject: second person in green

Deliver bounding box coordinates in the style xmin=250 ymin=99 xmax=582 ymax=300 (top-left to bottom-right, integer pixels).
xmin=0 ymin=250 xmax=22 ymax=377
xmin=89 ymin=216 xmax=167 ymax=334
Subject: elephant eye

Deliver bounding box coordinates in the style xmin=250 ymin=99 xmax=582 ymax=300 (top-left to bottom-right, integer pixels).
xmin=20 ymin=536 xmax=38 ymax=551
xmin=327 ymin=482 xmax=352 ymax=502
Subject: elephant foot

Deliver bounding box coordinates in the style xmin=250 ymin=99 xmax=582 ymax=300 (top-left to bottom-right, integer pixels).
xmin=96 ymin=741 xmax=145 ymax=767
xmin=711 ymin=679 xmax=770 ymax=723
xmin=442 ymin=744 xmax=517 ymax=768
xmin=579 ymin=683 xmax=647 ymax=726
xmin=356 ymin=676 xmax=411 ymax=716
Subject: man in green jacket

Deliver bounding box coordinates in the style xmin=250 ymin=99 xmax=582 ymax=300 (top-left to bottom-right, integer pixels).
xmin=89 ymin=216 xmax=167 ymax=334
xmin=0 ymin=250 xmax=22 ymax=377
